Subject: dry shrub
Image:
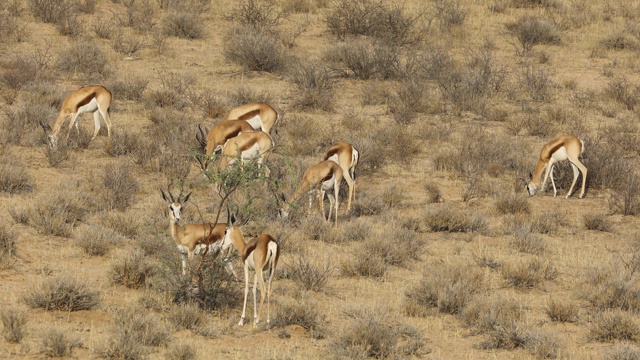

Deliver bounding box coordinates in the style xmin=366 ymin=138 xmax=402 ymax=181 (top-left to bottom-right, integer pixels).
xmin=226 ymin=86 xmax=274 ymax=107
xmin=603 ymin=343 xmax=640 ymax=360
xmin=605 ymin=77 xmax=640 ymax=111
xmin=110 ymin=251 xmax=154 ymax=289
xmin=433 ymin=0 xmax=468 ymax=30
xmin=55 ymin=13 xmax=82 ymax=37
xmin=272 ymin=298 xmax=325 ymax=339
xmin=92 ymin=17 xmax=116 ymax=39
xmin=389 ymin=79 xmax=434 ymax=125
xmin=379 ymin=125 xmax=421 ymax=164
xmin=24 ymin=276 xmax=99 ymax=311
xmin=523 ymin=329 xmax=563 ymax=359
xmin=581 ymin=262 xmax=640 ymax=312
xmin=301 ymin=215 xmax=333 ymax=241
xmin=502 ymin=257 xmax=557 ymax=289
xmin=366 ymin=227 xmax=424 ymax=267
xmin=116 ymin=0 xmax=156 ymax=33
xmin=326 ymin=0 xmax=421 ymax=45
xmin=462 ymin=296 xmax=527 ymax=349
xmin=505 ymin=15 xmax=561 ymax=56
xmin=223 ymin=26 xmax=289 ymax=73
xmin=600 ymin=32 xmax=638 ymax=51
xmin=326 ymin=39 xmax=401 ymax=80
xmin=546 ymin=298 xmax=578 ymax=323
xmin=227 ymin=0 xmax=282 ymax=30
xmin=0 ymin=12 xmax=28 ymax=43
xmin=511 ymin=224 xmax=546 ymax=255
xmin=163 ymin=9 xmax=204 ymax=39
xmin=333 ymin=309 xmax=425 ymax=358
xmin=341 ymin=218 xmax=372 ymax=242
xmin=496 ymin=193 xmax=530 ymax=214
xmin=2 ymin=102 xmax=57 ymax=146
xmin=165 ymin=343 xmax=197 ymax=360
xmin=147 ymin=73 xmax=196 ymax=110
xmin=101 ymin=211 xmax=140 ymax=238
xmin=57 ymin=40 xmax=110 ymax=78
xmin=1 ymin=51 xmax=52 ymax=90
xmin=341 ymin=252 xmax=386 ymax=278
xmin=98 ymin=163 xmax=139 ymax=211
xmin=404 ymin=262 xmax=485 ymax=316
xmin=424 ymin=206 xmax=488 ymax=233
xmin=290 ymin=61 xmax=335 ymax=111
xmin=584 ymin=213 xmax=613 ymax=232
xmin=590 ymin=310 xmax=640 ymax=342
xmin=609 ymin=170 xmax=640 ymax=216
xmin=75 ymin=224 xmax=124 ymax=256
xmin=99 ymin=306 xmax=169 ymax=359
xmin=530 ymin=210 xmax=563 ymax=234
xmin=1 ymin=307 xmax=27 ymax=343
xmin=0 ymin=225 xmax=16 ymax=269
xmin=423 ymin=182 xmax=443 ymax=204
xmin=28 ymin=0 xmax=75 ymax=24
xmin=361 ymin=81 xmax=393 ymax=106
xmin=288 ymin=254 xmax=333 ymax=292
xmin=0 ymin=151 xmax=32 ymax=194
xmin=283 ymin=115 xmax=332 ymax=156
xmin=30 ymin=189 xmax=91 ymax=237
xmin=112 ymin=30 xmax=145 ymax=56
xmin=520 ymin=65 xmax=554 ymax=102
xmin=193 ymin=91 xmax=226 ymax=119
xmin=167 ymin=303 xmax=205 ymax=330
xmin=40 ymin=328 xmax=79 ymax=357
xmin=105 ymin=130 xmax=141 ymax=157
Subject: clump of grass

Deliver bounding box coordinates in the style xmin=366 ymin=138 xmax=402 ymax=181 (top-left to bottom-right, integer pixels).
xmin=110 ymin=251 xmax=154 ymax=289
xmin=523 ymin=328 xmax=563 ymax=359
xmin=404 ymin=262 xmax=485 ymax=317
xmin=502 ymin=258 xmax=557 ymax=289
xmin=546 ymin=298 xmax=578 ymax=323
xmin=424 ymin=207 xmax=488 ymax=233
xmin=496 ymin=193 xmax=530 ymax=214
xmin=288 ymin=254 xmax=333 ymax=292
xmin=0 ymin=225 xmax=17 ymax=269
xmin=98 ymin=163 xmax=139 ymax=211
xmin=290 ymin=61 xmax=335 ymax=111
xmin=24 ymin=276 xmax=100 ymax=311
xmin=365 ymin=227 xmax=424 ymax=267
xmin=29 ymin=189 xmax=91 ymax=237
xmin=223 ymin=26 xmax=289 ymax=73
xmin=581 ymin=265 xmax=640 ymax=312
xmin=584 ymin=213 xmax=613 ymax=232
xmin=341 ymin=253 xmax=386 ymax=278
xmin=505 ymin=15 xmax=561 ymax=56
xmin=1 ymin=307 xmax=28 ymax=343
xmin=104 ymin=130 xmax=141 ymax=157
xmin=99 ymin=306 xmax=169 ymax=359
xmin=57 ymin=40 xmax=110 ymax=77
xmin=108 ymin=76 xmax=148 ymax=101
xmin=302 ymin=215 xmax=333 ymax=241
xmin=167 ymin=303 xmax=205 ymax=331
xmin=0 ymin=159 xmax=33 ymax=194
xmin=590 ymin=310 xmax=640 ymax=342
xmin=603 ymin=343 xmax=640 ymax=360
xmin=165 ymin=343 xmax=197 ymax=360
xmin=40 ymin=327 xmax=79 ymax=357
xmin=327 ymin=39 xmax=402 ymax=80
xmin=272 ymin=299 xmax=325 ymax=339
xmin=75 ymin=224 xmax=124 ymax=256
xmin=341 ymin=218 xmax=372 ymax=242
xmin=423 ymin=181 xmax=443 ymax=204
xmin=462 ymin=296 xmax=527 ymax=349
xmin=101 ymin=211 xmax=140 ymax=238
xmin=512 ymin=225 xmax=546 ymax=255
xmin=163 ymin=9 xmax=205 ymax=39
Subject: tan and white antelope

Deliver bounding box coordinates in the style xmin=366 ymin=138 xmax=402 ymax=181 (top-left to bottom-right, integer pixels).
xmin=207 ymin=131 xmax=275 ymax=174
xmin=161 ymin=189 xmax=236 ymax=277
xmin=224 ymin=103 xmax=279 ymax=134
xmin=222 ymin=215 xmax=279 ymax=327
xmin=195 ymin=121 xmax=255 ymax=170
xmin=526 ymin=135 xmax=588 ymax=199
xmin=39 ymin=85 xmax=112 ymax=148
xmin=324 ymin=141 xmax=359 ymax=211
xmin=279 ymin=160 xmax=343 ymax=227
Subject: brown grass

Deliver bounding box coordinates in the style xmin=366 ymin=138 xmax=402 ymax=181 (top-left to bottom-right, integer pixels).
xmin=23 ymin=276 xmax=100 ymax=311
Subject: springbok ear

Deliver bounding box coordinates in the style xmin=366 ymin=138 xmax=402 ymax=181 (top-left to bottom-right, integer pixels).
xmin=229 ymin=212 xmax=237 ymax=225
xmin=213 ymin=146 xmax=222 ymax=155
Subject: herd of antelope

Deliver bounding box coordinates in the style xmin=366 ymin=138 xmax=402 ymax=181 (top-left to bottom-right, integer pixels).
xmin=40 ymin=84 xmax=589 ymax=327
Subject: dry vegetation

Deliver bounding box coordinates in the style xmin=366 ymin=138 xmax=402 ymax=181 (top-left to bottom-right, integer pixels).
xmin=1 ymin=0 xmax=640 ymax=358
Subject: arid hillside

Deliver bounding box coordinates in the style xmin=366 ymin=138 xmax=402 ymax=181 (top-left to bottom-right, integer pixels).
xmin=1 ymin=0 xmax=640 ymax=359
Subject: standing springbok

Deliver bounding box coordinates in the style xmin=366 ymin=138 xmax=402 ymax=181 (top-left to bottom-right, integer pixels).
xmin=324 ymin=142 xmax=359 ymax=211
xmin=161 ymin=189 xmax=236 ymax=277
xmin=40 ymin=85 xmax=112 ymax=148
xmin=222 ymin=215 xmax=279 ymax=327
xmin=526 ymin=135 xmax=588 ymax=199
xmin=206 ymin=131 xmax=275 ymax=175
xmin=279 ymin=160 xmax=343 ymax=227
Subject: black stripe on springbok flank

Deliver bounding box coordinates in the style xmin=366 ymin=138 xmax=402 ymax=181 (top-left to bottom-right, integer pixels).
xmin=76 ymin=92 xmax=96 ymax=109
xmin=546 ymin=140 xmax=565 ymax=160
xmin=236 ymin=109 xmax=261 ymax=121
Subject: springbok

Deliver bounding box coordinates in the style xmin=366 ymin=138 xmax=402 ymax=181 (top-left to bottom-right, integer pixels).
xmin=324 ymin=142 xmax=359 ymax=211
xmin=40 ymin=85 xmax=112 ymax=148
xmin=224 ymin=102 xmax=279 ymax=134
xmin=526 ymin=135 xmax=588 ymax=199
xmin=279 ymin=160 xmax=343 ymax=227
xmin=222 ymin=214 xmax=279 ymax=327
xmin=161 ymin=188 xmax=236 ymax=277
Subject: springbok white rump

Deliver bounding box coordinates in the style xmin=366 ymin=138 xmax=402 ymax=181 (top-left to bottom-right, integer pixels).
xmin=222 ymin=215 xmax=279 ymax=327
xmin=324 ymin=141 xmax=359 ymax=211
xmin=526 ymin=135 xmax=588 ymax=199
xmin=279 ymin=160 xmax=343 ymax=227
xmin=40 ymin=85 xmax=112 ymax=148
xmin=161 ymin=188 xmax=236 ymax=277
xmin=224 ymin=103 xmax=279 ymax=134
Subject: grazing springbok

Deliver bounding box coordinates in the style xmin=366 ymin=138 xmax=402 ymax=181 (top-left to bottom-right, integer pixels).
xmin=224 ymin=102 xmax=279 ymax=134
xmin=222 ymin=215 xmax=279 ymax=327
xmin=161 ymin=188 xmax=236 ymax=277
xmin=279 ymin=160 xmax=343 ymax=227
xmin=324 ymin=141 xmax=359 ymax=211
xmin=195 ymin=121 xmax=255 ymax=171
xmin=526 ymin=135 xmax=588 ymax=199
xmin=40 ymin=85 xmax=112 ymax=148
xmin=196 ymin=131 xmax=274 ymax=175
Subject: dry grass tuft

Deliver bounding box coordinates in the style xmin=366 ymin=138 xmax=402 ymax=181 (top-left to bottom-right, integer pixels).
xmin=404 ymin=262 xmax=485 ymax=316
xmin=29 ymin=189 xmax=91 ymax=237
xmin=1 ymin=307 xmax=27 ymax=343
xmin=40 ymin=327 xmax=79 ymax=357
xmin=110 ymin=251 xmax=155 ymax=289
xmin=0 ymin=225 xmax=17 ymax=269
xmin=290 ymin=61 xmax=335 ymax=111
xmin=496 ymin=193 xmax=530 ymax=214
xmin=590 ymin=310 xmax=640 ymax=342
xmin=584 ymin=213 xmax=613 ymax=232
xmin=502 ymin=257 xmax=557 ymax=289
xmin=512 ymin=225 xmax=546 ymax=255
xmin=99 ymin=306 xmax=169 ymax=359
xmin=546 ymin=298 xmax=578 ymax=323
xmin=424 ymin=207 xmax=488 ymax=233
xmin=462 ymin=295 xmax=527 ymax=349
xmin=224 ymin=26 xmax=290 ymax=73
xmin=341 ymin=252 xmax=386 ymax=278
xmin=602 ymin=343 xmax=640 ymax=360
xmin=167 ymin=303 xmax=205 ymax=331
xmin=98 ymin=163 xmax=139 ymax=211
xmin=272 ymin=298 xmax=325 ymax=339
xmin=165 ymin=343 xmax=198 ymax=360
xmin=24 ymin=276 xmax=99 ymax=311
xmin=288 ymin=254 xmax=333 ymax=292
xmin=0 ymin=153 xmax=33 ymax=194
xmin=75 ymin=224 xmax=124 ymax=256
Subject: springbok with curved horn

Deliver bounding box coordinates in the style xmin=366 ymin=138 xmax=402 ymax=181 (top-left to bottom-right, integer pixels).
xmin=197 ymin=131 xmax=274 ymax=175
xmin=195 ymin=121 xmax=255 ymax=169
xmin=39 ymin=85 xmax=112 ymax=148
xmin=224 ymin=103 xmax=279 ymax=134
xmin=526 ymin=135 xmax=588 ymax=199
xmin=279 ymin=160 xmax=343 ymax=227
xmin=222 ymin=214 xmax=279 ymax=327
xmin=161 ymin=188 xmax=236 ymax=277
xmin=324 ymin=142 xmax=359 ymax=211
